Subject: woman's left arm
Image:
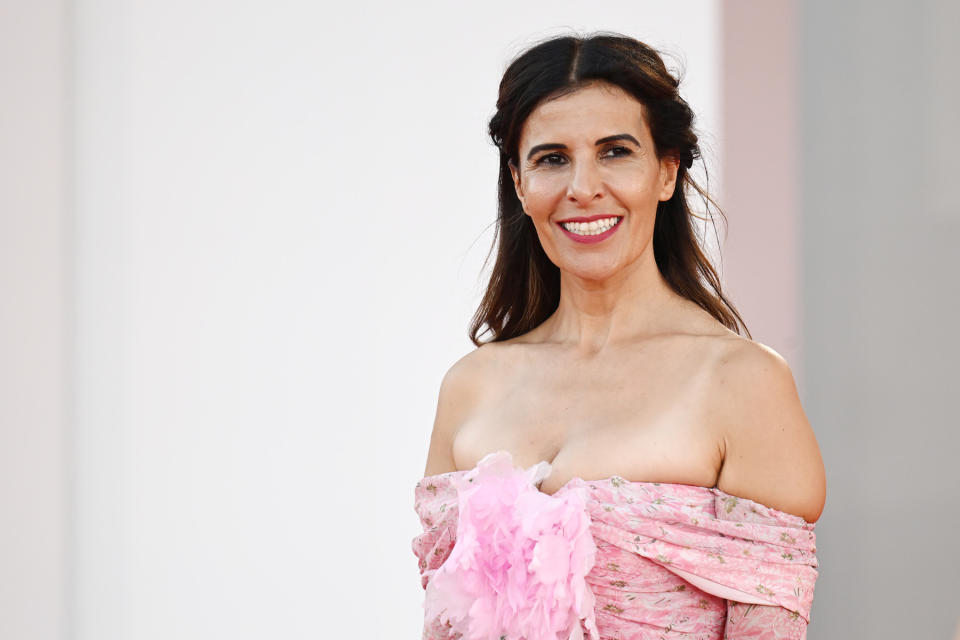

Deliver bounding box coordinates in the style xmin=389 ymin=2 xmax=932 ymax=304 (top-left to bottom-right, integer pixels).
xmin=712 ymin=339 xmax=826 ymax=529
xmin=711 ymin=341 xmax=826 ymax=639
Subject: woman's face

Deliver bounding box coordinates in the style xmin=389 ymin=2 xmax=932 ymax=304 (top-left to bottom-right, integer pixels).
xmin=509 ymin=81 xmax=679 ymax=281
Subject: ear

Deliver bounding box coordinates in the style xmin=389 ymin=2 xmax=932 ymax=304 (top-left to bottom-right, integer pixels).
xmin=658 ymin=156 xmax=680 ymax=201
xmin=508 ymin=159 xmax=527 ymax=212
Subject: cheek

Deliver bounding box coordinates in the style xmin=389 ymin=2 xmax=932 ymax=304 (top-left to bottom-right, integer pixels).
xmin=608 ymin=170 xmax=658 ymax=199
xmin=522 ymin=175 xmax=565 ymax=208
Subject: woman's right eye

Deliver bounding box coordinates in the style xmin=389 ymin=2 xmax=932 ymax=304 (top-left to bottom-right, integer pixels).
xmin=536 ymin=153 xmax=566 ymax=166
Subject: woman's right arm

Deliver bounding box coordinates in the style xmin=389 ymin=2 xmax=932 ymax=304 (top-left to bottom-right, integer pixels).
xmin=414 ymin=350 xmax=486 ymax=640
xmin=414 ymin=354 xmax=482 ymax=640
xmin=423 ymin=349 xmax=483 ymax=477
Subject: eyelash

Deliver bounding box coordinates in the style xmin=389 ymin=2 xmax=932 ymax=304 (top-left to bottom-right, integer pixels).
xmin=535 ymin=146 xmax=633 ymax=166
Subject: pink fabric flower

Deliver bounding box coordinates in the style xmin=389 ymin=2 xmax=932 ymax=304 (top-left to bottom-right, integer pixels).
xmin=423 ymin=451 xmax=599 ymax=640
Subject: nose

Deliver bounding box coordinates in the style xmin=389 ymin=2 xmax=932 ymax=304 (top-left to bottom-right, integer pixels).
xmin=566 ymin=159 xmax=603 ymax=205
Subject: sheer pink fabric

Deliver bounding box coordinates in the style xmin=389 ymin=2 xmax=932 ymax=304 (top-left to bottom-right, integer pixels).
xmin=412 ymin=450 xmax=818 ymax=640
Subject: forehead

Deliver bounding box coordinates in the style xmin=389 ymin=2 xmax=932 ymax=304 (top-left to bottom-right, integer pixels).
xmin=519 ymin=83 xmax=650 ymax=147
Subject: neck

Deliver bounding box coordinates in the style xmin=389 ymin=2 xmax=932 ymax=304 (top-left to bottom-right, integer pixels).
xmin=539 ymin=250 xmax=685 ymax=355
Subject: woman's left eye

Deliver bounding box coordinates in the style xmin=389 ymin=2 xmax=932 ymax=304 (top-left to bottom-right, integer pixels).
xmin=603 ymin=146 xmax=632 ymax=157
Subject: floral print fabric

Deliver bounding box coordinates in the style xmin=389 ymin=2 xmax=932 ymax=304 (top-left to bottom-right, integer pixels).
xmin=412 ymin=450 xmax=818 ymax=640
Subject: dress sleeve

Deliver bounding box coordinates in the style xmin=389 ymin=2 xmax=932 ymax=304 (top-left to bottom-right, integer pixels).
xmin=412 ymin=475 xmax=462 ymax=640
xmin=723 ymin=601 xmax=808 ymax=639
xmin=714 ymin=493 xmax=815 ymax=640
xmin=412 ymin=475 xmax=460 ymax=589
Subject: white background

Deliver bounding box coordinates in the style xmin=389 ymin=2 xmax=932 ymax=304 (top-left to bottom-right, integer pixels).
xmin=70 ymin=2 xmax=718 ymax=637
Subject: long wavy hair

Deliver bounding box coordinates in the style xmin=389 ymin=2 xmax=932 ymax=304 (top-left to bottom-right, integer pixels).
xmin=469 ymin=31 xmax=750 ymax=346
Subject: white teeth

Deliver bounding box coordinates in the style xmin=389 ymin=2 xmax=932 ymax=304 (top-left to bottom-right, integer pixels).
xmin=561 ymin=217 xmax=621 ymax=236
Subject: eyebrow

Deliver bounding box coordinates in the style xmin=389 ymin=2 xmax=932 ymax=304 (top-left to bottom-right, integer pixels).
xmin=525 ymin=133 xmax=641 ymax=160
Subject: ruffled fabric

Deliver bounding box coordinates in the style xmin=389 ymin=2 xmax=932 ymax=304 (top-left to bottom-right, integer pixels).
xmin=422 ymin=451 xmax=599 ymax=640
xmin=412 ymin=449 xmax=819 ymax=640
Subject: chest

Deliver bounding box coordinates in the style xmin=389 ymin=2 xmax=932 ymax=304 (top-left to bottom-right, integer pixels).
xmin=451 ymin=342 xmax=727 ymax=494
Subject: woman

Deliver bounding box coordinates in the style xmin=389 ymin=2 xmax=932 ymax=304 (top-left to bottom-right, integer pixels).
xmin=413 ymin=32 xmax=825 ymax=640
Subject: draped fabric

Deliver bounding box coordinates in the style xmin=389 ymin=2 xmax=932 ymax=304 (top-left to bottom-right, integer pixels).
xmin=412 ymin=450 xmax=818 ymax=640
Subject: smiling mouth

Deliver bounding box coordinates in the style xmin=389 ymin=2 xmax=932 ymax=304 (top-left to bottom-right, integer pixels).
xmin=558 ymin=216 xmax=622 ymax=236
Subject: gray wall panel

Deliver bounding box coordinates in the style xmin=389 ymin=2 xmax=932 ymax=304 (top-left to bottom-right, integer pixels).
xmin=800 ymin=2 xmax=960 ymax=637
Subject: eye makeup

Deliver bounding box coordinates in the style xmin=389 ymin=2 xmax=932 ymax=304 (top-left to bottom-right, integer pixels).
xmin=532 ymin=145 xmax=635 ymax=167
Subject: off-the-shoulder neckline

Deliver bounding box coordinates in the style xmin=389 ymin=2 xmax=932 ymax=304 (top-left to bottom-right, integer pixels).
xmin=417 ymin=455 xmax=817 ymax=526
xmin=419 ymin=467 xmax=717 ymax=496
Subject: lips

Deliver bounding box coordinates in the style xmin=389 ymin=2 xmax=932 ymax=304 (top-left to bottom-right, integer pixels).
xmin=557 ymin=216 xmax=623 ymax=244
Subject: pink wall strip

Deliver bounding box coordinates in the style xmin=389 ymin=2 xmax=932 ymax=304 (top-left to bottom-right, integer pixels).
xmin=719 ymin=0 xmax=803 ymax=384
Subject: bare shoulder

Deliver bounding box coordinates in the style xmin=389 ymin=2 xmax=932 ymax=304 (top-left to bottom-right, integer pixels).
xmin=421 ymin=344 xmax=497 ymax=477
xmin=712 ymin=336 xmax=826 ymax=523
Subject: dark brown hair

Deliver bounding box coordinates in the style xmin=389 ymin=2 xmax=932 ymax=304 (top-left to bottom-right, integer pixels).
xmin=469 ymin=31 xmax=751 ymax=345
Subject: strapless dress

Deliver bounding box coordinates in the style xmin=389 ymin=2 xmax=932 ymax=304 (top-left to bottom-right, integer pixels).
xmin=412 ymin=450 xmax=817 ymax=640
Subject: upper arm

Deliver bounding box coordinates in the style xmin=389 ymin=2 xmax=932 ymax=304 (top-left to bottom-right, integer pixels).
xmin=714 ymin=340 xmax=826 ymax=524
xmin=422 ymin=348 xmax=484 ymax=477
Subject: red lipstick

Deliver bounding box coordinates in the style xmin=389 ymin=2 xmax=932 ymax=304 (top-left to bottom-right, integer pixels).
xmin=557 ymin=216 xmax=623 ymax=244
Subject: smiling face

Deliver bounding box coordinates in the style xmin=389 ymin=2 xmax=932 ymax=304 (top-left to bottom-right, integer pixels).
xmin=509 ymin=81 xmax=679 ymax=281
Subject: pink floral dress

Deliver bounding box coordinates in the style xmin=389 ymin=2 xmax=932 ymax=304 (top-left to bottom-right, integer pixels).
xmin=412 ymin=450 xmax=818 ymax=640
